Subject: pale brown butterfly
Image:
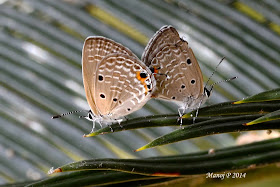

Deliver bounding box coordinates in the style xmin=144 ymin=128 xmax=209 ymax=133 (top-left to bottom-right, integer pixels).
xmin=53 ymin=36 xmax=156 ymax=131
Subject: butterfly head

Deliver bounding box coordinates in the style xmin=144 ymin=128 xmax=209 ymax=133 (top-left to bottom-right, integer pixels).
xmin=83 ymin=110 xmax=95 ymax=121
xmin=204 ymin=87 xmax=212 ymax=98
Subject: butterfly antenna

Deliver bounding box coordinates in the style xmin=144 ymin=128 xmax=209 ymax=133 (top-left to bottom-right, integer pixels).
xmin=205 ymin=57 xmax=225 ymax=88
xmin=52 ymin=110 xmax=89 ymax=119
xmin=209 ymin=76 xmax=238 ymax=93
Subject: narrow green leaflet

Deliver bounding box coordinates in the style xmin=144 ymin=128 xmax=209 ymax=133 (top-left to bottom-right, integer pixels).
xmin=244 ymin=109 xmax=280 ymax=126
xmin=84 ymin=99 xmax=280 ymax=137
xmin=46 ymin=138 xmax=280 ymax=178
xmin=233 ymin=88 xmax=280 ymax=104
xmin=183 ymin=100 xmax=280 ymax=118
xmin=135 ymin=115 xmax=280 ymax=151
xmin=83 ymin=115 xmax=209 ymax=137
xmin=27 ymin=170 xmax=164 ymax=187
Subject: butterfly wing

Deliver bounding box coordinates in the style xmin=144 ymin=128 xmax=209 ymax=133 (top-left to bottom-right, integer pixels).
xmin=94 ymin=53 xmax=155 ymax=119
xmin=82 ymin=37 xmax=137 ymax=115
xmin=142 ymin=26 xmax=204 ymax=106
xmin=142 ymin=25 xmax=180 ymax=66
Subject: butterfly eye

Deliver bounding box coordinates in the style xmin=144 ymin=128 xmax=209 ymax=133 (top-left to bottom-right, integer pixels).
xmin=88 ymin=113 xmax=93 ymax=120
xmin=204 ymin=88 xmax=211 ymax=97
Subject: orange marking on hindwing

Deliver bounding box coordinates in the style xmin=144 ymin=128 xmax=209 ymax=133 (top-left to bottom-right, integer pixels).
xmin=153 ymin=66 xmax=159 ymax=74
xmin=136 ymin=71 xmax=149 ymax=95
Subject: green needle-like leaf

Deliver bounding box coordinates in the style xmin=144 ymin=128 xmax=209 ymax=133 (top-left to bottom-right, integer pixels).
xmin=183 ymin=100 xmax=280 ymax=118
xmin=47 ymin=138 xmax=280 ymax=177
xmin=135 ymin=115 xmax=280 ymax=151
xmin=84 ymin=115 xmax=210 ymax=137
xmin=233 ymin=88 xmax=280 ymax=104
xmin=244 ymin=109 xmax=280 ymax=126
xmin=28 ymin=170 xmax=164 ymax=187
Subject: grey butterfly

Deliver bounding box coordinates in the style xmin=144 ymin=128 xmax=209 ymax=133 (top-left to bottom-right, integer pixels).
xmin=142 ymin=25 xmax=210 ymax=116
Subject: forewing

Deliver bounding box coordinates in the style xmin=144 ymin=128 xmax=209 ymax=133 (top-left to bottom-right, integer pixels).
xmin=141 ymin=25 xmax=181 ymax=66
xmin=82 ymin=37 xmax=136 ymax=114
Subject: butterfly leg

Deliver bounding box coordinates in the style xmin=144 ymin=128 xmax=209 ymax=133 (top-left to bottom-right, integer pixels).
xmin=78 ymin=115 xmax=97 ymax=132
xmin=177 ymin=106 xmax=186 ymax=129
xmin=103 ymin=116 xmax=114 ymax=132
xmin=90 ymin=120 xmax=96 ymax=133
xmin=115 ymin=118 xmax=123 ymax=128
xmin=193 ymin=98 xmax=204 ymax=124
xmin=97 ymin=120 xmax=103 ymax=129
xmin=108 ymin=124 xmax=114 ymax=132
xmin=90 ymin=121 xmax=96 ymax=133
xmin=89 ymin=119 xmax=102 ymax=133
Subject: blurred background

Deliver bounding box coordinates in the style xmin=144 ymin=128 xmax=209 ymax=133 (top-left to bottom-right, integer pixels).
xmin=0 ymin=0 xmax=279 ymax=184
